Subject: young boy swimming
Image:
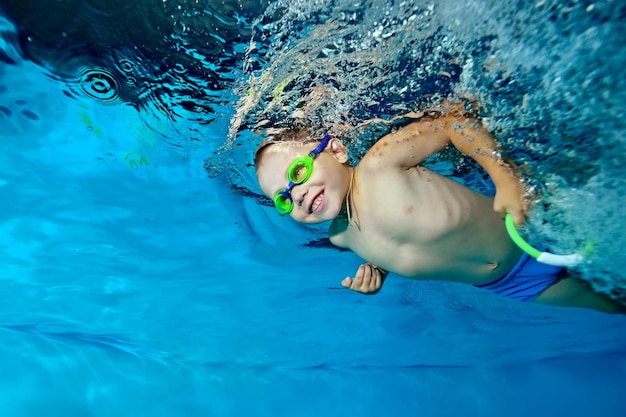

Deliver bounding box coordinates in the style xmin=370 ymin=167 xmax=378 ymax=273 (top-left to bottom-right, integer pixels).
xmin=254 ymin=105 xmax=622 ymax=313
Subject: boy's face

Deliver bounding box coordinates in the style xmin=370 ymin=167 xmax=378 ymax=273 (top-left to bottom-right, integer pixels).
xmin=256 ymin=139 xmax=350 ymax=224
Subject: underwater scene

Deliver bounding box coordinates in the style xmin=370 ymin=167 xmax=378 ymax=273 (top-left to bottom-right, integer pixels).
xmin=1 ymin=0 xmax=625 ymax=416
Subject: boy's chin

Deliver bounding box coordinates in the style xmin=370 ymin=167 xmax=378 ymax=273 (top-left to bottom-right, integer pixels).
xmin=297 ymin=209 xmax=338 ymax=225
xmin=299 ymin=216 xmax=332 ymax=225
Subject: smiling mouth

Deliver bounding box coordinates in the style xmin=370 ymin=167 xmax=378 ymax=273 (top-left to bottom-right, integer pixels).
xmin=310 ymin=191 xmax=324 ymax=213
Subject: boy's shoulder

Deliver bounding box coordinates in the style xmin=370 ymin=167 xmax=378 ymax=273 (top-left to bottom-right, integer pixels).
xmin=355 ymin=122 xmax=424 ymax=171
xmin=353 ymin=147 xmax=403 ymax=185
xmin=355 ymin=110 xmax=453 ymax=174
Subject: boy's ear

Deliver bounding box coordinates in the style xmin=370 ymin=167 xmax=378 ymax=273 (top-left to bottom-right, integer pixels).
xmin=328 ymin=138 xmax=349 ymax=163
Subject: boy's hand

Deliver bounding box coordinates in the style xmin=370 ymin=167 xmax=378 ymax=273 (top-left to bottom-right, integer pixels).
xmin=341 ymin=264 xmax=387 ymax=295
xmin=493 ymin=177 xmax=527 ymax=227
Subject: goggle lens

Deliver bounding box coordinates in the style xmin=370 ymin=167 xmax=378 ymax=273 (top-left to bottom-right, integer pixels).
xmin=287 ymin=156 xmax=313 ymax=184
xmin=274 ymin=192 xmax=293 ymax=215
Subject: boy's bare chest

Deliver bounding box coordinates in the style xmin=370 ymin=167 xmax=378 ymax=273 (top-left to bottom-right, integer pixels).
xmin=355 ymin=167 xmax=477 ymax=240
xmin=332 ymin=166 xmax=511 ymax=281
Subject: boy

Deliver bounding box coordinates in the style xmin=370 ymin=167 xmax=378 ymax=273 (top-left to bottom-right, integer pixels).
xmin=254 ymin=106 xmax=622 ymax=313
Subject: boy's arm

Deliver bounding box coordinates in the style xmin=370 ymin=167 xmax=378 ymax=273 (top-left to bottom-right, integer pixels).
xmin=364 ymin=106 xmax=527 ymax=225
xmin=439 ymin=109 xmax=527 ymax=226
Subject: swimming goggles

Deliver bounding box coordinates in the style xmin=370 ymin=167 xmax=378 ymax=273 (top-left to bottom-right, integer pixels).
xmin=274 ymin=134 xmax=332 ymax=215
xmin=505 ymin=213 xmax=584 ymax=267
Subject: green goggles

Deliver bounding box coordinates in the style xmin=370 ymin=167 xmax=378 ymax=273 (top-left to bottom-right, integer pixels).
xmin=273 ymin=134 xmax=331 ymax=215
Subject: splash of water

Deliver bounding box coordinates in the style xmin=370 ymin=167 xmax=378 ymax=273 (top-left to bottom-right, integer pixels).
xmin=230 ymin=0 xmax=626 ymax=299
xmin=230 ymin=0 xmax=462 ymax=150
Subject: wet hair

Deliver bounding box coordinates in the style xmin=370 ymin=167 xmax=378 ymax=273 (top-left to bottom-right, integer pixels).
xmin=253 ymin=105 xmax=454 ymax=168
xmin=253 ymin=127 xmax=319 ymax=168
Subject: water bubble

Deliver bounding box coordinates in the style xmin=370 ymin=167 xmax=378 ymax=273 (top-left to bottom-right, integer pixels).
xmin=77 ymin=67 xmax=120 ymax=103
xmin=173 ymin=63 xmax=187 ymax=74
xmin=118 ymin=59 xmax=135 ymax=73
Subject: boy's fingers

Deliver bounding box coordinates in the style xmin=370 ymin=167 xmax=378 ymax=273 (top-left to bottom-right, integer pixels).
xmin=504 ymin=206 xmax=525 ymax=227
xmin=361 ymin=264 xmax=371 ymax=278
xmin=352 ymin=265 xmax=365 ymax=287
xmin=363 ymin=265 xmax=380 ymax=292
xmin=510 ymin=210 xmax=525 ymax=227
xmin=494 ymin=199 xmax=526 ymax=227
xmin=493 ymin=201 xmax=507 ymax=217
xmin=340 ymin=265 xmax=384 ymax=294
xmin=373 ymin=272 xmax=381 ymax=290
xmin=365 ymin=267 xmax=375 ymax=290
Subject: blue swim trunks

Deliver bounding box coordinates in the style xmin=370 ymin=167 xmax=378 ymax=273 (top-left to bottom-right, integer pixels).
xmin=474 ymin=253 xmax=565 ymax=302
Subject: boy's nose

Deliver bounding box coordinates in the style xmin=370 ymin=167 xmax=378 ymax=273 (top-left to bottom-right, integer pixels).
xmin=291 ymin=186 xmax=307 ymax=208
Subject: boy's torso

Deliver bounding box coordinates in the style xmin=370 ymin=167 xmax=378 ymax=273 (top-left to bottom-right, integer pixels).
xmin=329 ymin=163 xmax=523 ymax=285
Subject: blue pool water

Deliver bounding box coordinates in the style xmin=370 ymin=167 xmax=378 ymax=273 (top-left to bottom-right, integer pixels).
xmin=1 ymin=1 xmax=626 ymax=416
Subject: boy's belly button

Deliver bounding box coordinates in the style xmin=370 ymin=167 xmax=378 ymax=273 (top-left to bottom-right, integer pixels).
xmin=488 ymin=262 xmax=499 ymax=270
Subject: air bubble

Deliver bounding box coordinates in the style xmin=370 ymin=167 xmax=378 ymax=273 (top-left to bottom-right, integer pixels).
xmin=77 ymin=68 xmax=120 ymax=103
xmin=118 ymin=59 xmax=135 ymax=73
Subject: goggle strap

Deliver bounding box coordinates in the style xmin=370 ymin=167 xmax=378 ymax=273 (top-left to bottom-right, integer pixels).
xmin=284 ymin=182 xmax=295 ymax=194
xmin=309 ymin=134 xmax=331 ymax=157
